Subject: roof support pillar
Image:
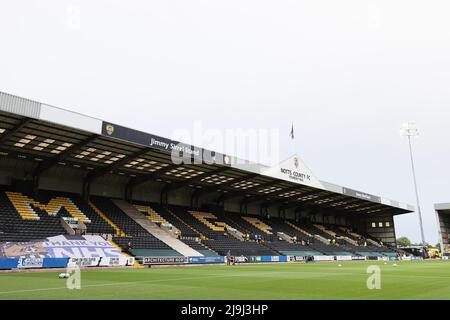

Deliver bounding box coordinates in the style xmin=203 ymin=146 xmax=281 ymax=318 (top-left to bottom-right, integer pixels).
xmin=82 ymin=179 xmax=91 ymax=200
xmin=260 ymin=203 xmax=269 ymax=218
xmin=125 ymin=184 xmax=133 ymax=202
xmin=240 ymin=198 xmax=249 ymax=215
xmin=190 ymin=189 xmax=201 ymax=209
xmin=294 ymin=207 xmax=303 ymax=222
xmin=160 ymin=184 xmax=169 ymax=206
xmin=32 ymin=174 xmax=39 ymax=196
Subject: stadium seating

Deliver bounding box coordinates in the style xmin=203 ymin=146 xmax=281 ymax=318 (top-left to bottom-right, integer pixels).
xmin=0 ymin=186 xmax=399 ymax=259
xmin=211 ymin=211 xmax=259 ymax=239
xmin=90 ymin=197 xmax=149 ymax=236
xmin=264 ymin=241 xmax=323 ymax=256
xmin=37 ymin=190 xmax=116 ymax=235
xmin=203 ymin=236 xmax=278 ymax=256
xmin=148 ymin=202 xmax=200 ymax=238
xmin=169 ymin=205 xmax=222 ymax=239
xmin=0 ymin=189 xmax=68 ymax=242
xmin=257 ymin=217 xmax=340 ymax=255
xmin=0 ymin=189 xmax=187 ymax=257
xmin=112 ymin=235 xmax=180 ymax=257
xmin=0 ymin=189 xmax=119 ymax=241
xmin=227 ymin=213 xmax=274 ymax=241
xmin=180 ymin=238 xmax=219 ymax=257
xmin=166 ymin=206 xmax=279 ymax=256
xmin=90 ymin=197 xmax=183 ymax=256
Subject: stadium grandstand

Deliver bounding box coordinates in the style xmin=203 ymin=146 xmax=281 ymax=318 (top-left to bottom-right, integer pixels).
xmin=435 ymin=203 xmax=450 ymax=257
xmin=0 ymin=91 xmax=415 ymax=269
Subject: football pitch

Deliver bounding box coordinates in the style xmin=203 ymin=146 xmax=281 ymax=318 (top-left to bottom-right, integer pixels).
xmin=0 ymin=260 xmax=449 ymax=300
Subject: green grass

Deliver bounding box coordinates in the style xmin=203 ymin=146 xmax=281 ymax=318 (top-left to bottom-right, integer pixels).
xmin=0 ymin=260 xmax=449 ymax=300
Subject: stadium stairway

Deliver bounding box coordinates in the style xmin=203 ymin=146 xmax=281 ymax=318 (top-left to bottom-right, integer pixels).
xmin=112 ymin=199 xmax=203 ymax=257
xmin=213 ymin=212 xmax=253 ymax=239
xmin=366 ymin=238 xmax=383 ymax=247
xmin=285 ymin=221 xmax=313 ymax=238
xmin=226 ymin=227 xmax=245 ymax=241
xmin=88 ymin=200 xmax=124 ymax=236
xmin=223 ymin=213 xmax=274 ymax=241
xmin=181 ymin=238 xmax=219 ymax=257
xmin=146 ymin=202 xmax=202 ymax=238
xmin=317 ymin=224 xmax=360 ymax=247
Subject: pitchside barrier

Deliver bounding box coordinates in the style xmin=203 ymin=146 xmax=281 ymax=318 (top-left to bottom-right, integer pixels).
xmin=377 ymin=256 xmax=389 ymax=262
xmin=1 ymin=254 xmax=405 ymax=270
xmin=335 ymin=256 xmax=353 ymax=261
xmin=141 ymin=256 xmax=289 ymax=265
xmin=288 ymin=256 xmax=306 ymax=262
xmin=141 ymin=256 xmax=376 ymax=265
xmin=43 ymin=258 xmax=70 ymax=268
xmin=187 ymin=256 xmax=225 ymax=264
xmin=0 ymin=257 xmax=135 ymax=270
xmin=400 ymin=256 xmax=423 ymax=261
xmin=68 ymin=256 xmax=135 ymax=267
xmin=312 ymin=256 xmax=335 ymax=262
xmin=0 ymin=258 xmax=19 ymax=270
xmin=142 ymin=256 xmax=225 ymax=265
xmin=142 ymin=256 xmax=188 ymax=265
xmin=0 ymin=258 xmax=68 ymax=270
xmin=231 ymin=256 xmax=289 ymax=264
xmin=351 ymin=256 xmax=367 ymax=261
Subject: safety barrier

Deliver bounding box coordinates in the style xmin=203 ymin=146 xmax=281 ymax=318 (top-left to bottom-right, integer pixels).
xmin=18 ymin=257 xmax=44 ymax=269
xmin=188 ymin=256 xmax=225 ymax=264
xmin=142 ymin=256 xmax=188 ymax=265
xmin=313 ymin=255 xmax=335 ymax=261
xmin=336 ymin=256 xmax=353 ymax=261
xmin=43 ymin=258 xmax=70 ymax=268
xmin=260 ymin=256 xmax=288 ymax=263
xmin=0 ymin=258 xmax=69 ymax=270
xmin=0 ymin=258 xmax=19 ymax=270
xmin=0 ymin=257 xmax=135 ymax=270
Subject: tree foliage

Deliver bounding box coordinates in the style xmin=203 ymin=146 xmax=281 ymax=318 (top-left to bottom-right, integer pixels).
xmin=396 ymin=236 xmax=411 ymax=247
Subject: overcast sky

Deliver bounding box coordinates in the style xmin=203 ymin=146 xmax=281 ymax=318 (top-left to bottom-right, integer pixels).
xmin=1 ymin=1 xmax=449 ymax=244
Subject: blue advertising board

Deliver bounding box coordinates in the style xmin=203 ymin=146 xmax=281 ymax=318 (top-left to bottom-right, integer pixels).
xmin=260 ymin=256 xmax=287 ymax=262
xmin=42 ymin=258 xmax=69 ymax=268
xmin=0 ymin=258 xmax=19 ymax=270
xmin=187 ymin=256 xmax=225 ymax=264
xmin=18 ymin=257 xmax=44 ymax=269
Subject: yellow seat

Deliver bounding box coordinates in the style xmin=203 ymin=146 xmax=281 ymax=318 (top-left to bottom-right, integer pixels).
xmin=189 ymin=211 xmax=231 ymax=232
xmin=242 ymin=216 xmax=273 ymax=234
xmin=6 ymin=192 xmax=91 ymax=223
xmin=134 ymin=205 xmax=169 ymax=225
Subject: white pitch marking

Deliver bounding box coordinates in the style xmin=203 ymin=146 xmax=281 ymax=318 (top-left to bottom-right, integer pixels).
xmin=0 ymin=269 xmax=355 ymax=295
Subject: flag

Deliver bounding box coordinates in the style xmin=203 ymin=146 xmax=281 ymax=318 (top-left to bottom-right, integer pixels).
xmin=290 ymin=123 xmax=295 ymax=140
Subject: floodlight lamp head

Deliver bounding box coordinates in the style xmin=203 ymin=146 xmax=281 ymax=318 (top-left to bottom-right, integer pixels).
xmin=400 ymin=122 xmax=419 ymax=138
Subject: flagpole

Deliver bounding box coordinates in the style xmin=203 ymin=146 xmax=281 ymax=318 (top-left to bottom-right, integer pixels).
xmin=290 ymin=122 xmax=296 ymax=156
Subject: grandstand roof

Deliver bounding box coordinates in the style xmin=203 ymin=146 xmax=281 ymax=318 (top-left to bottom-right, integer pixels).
xmin=435 ymin=203 xmax=450 ymax=211
xmin=0 ymin=91 xmax=414 ymax=216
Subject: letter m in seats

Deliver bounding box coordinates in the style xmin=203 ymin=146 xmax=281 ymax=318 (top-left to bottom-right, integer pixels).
xmin=6 ymin=192 xmax=91 ymax=223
